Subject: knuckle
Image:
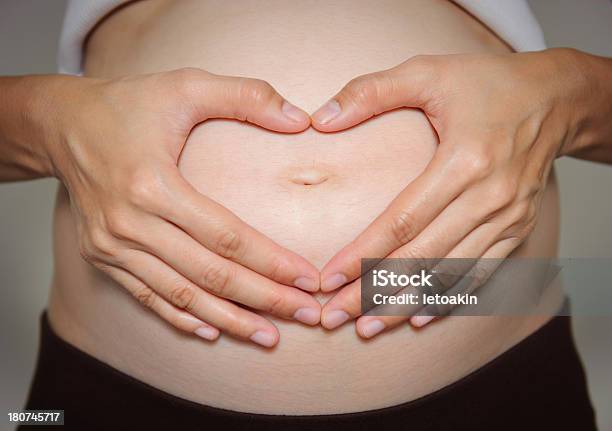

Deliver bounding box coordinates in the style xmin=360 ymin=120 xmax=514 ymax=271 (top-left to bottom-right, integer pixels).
xmin=214 ymin=228 xmax=244 ymax=260
xmin=390 ymin=210 xmax=417 ymax=245
xmin=127 ymin=169 xmax=169 ymax=209
xmin=471 ymin=265 xmax=492 ymax=286
xmin=79 ymin=227 xmax=110 ymax=264
xmin=88 ymin=225 xmax=117 ymax=256
xmin=171 ymin=67 xmax=206 ymax=92
xmin=265 ymin=292 xmax=286 ymax=316
xmin=105 ymin=212 xmax=133 ymax=241
xmin=508 ymin=199 xmax=532 ymax=225
xmin=489 ymin=179 xmax=520 ymax=209
xmin=266 ymin=253 xmax=289 ymax=281
xmin=78 ymin=242 xmax=94 ymax=263
xmin=170 ymin=284 xmax=198 ymax=311
xmin=231 ymin=78 xmax=276 ymax=121
xmin=134 ymin=287 xmax=156 ymax=309
xmin=200 ymin=262 xmax=233 ymax=296
xmin=344 ymin=75 xmax=380 ymax=109
xmin=457 ymin=150 xmax=493 ymax=180
xmin=223 ymin=313 xmax=251 ymax=338
xmin=240 ymin=78 xmax=274 ymax=106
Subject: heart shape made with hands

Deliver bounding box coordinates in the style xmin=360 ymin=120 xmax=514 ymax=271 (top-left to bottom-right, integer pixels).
xmin=178 ymin=84 xmax=439 ymax=341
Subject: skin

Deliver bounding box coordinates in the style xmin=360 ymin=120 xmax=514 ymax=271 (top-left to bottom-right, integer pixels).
xmin=0 ymin=70 xmax=323 ymax=347
xmin=1 ymin=6 xmax=610 ymax=355
xmin=311 ymin=49 xmax=612 ymax=337
xmin=5 ymin=0 xmax=609 ymax=414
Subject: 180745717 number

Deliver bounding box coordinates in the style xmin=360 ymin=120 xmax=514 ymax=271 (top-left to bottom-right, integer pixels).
xmin=7 ymin=410 xmax=64 ymax=426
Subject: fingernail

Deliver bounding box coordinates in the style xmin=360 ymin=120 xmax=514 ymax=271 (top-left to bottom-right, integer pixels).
xmin=194 ymin=326 xmax=219 ymax=341
xmin=282 ymin=100 xmax=308 ymax=123
xmin=293 ymin=307 xmax=320 ymax=325
xmin=250 ymin=330 xmax=277 ymax=347
xmin=324 ymin=310 xmax=349 ymax=329
xmin=294 ymin=276 xmax=318 ymax=292
xmin=412 ymin=316 xmax=435 ymax=327
xmin=361 ymin=319 xmax=385 ymax=338
xmin=322 ymin=273 xmax=347 ymax=292
xmin=312 ymin=99 xmax=341 ymax=125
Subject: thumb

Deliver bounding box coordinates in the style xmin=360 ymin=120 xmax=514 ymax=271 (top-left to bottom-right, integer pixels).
xmin=311 ymin=56 xmax=433 ymax=132
xmin=183 ymin=69 xmax=310 ymax=133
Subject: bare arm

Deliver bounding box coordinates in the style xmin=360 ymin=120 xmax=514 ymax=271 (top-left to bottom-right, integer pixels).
xmin=309 ymin=48 xmax=612 ymax=336
xmin=0 ymin=70 xmax=321 ymax=347
xmin=0 ymin=75 xmax=58 ymax=180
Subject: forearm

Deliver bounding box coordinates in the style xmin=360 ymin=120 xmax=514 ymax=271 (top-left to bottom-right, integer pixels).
xmin=0 ymin=75 xmax=72 ymax=181
xmin=558 ymin=49 xmax=612 ymax=163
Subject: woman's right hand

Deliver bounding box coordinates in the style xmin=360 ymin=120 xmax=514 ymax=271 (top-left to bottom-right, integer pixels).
xmin=42 ymin=68 xmax=321 ymax=347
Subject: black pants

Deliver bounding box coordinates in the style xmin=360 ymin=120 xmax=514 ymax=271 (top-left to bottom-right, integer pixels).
xmin=21 ymin=312 xmax=596 ymax=431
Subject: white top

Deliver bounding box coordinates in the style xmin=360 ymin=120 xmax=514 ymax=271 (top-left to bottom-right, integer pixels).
xmin=57 ymin=0 xmax=547 ymax=75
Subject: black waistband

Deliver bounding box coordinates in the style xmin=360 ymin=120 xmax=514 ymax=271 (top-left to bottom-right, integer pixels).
xmin=21 ymin=312 xmax=596 ymax=431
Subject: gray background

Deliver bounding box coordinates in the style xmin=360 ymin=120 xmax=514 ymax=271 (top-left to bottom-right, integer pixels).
xmin=0 ymin=1 xmax=611 ymax=430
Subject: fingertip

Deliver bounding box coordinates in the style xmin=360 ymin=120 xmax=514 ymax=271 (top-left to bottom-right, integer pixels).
xmin=320 ymin=272 xmax=347 ymax=292
xmin=411 ymin=315 xmax=435 ymax=328
xmin=320 ymin=247 xmax=361 ymax=292
xmin=311 ymin=99 xmax=342 ymax=128
xmin=356 ymin=318 xmax=386 ymax=339
xmin=254 ymin=101 xmax=310 ymax=134
xmin=321 ymin=309 xmax=350 ymax=330
xmin=275 ymin=251 xmax=319 ymax=291
xmin=311 ymin=99 xmax=367 ymax=132
xmin=179 ymin=313 xmax=219 ymax=340
xmin=293 ymin=306 xmax=321 ymax=326
xmin=293 ymin=276 xmax=320 ymax=292
xmin=250 ymin=329 xmax=279 ymax=348
xmin=194 ymin=325 xmax=220 ymax=341
xmin=281 ymin=100 xmax=310 ymax=127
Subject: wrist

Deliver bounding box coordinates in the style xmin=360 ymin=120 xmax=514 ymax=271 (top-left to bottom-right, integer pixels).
xmin=0 ymin=75 xmax=73 ymax=179
xmin=20 ymin=74 xmax=101 ymax=182
xmin=549 ymin=48 xmax=612 ymax=161
xmin=27 ymin=75 xmax=82 ymax=179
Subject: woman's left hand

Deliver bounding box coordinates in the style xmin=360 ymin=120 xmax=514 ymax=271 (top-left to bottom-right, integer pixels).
xmin=310 ymin=49 xmax=594 ymax=338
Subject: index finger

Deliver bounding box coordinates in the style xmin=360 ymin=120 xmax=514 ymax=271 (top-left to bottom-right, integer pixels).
xmin=162 ymin=170 xmax=320 ymax=291
xmin=320 ymin=153 xmax=465 ymax=291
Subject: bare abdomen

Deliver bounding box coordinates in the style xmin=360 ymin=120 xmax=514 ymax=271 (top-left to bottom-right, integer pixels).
xmin=48 ymin=0 xmax=561 ymax=414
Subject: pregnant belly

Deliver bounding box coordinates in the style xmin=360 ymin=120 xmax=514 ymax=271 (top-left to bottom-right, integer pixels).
xmin=179 ymin=109 xmax=436 ymax=268
xmin=49 ymin=0 xmax=562 ymax=414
